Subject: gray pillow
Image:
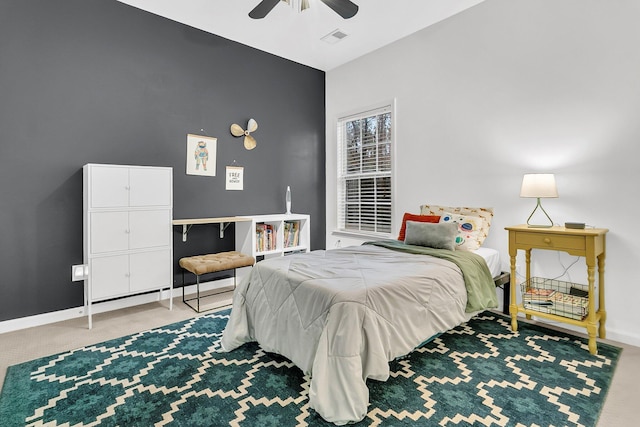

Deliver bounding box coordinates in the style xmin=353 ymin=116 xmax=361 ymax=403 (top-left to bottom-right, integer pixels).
xmin=404 ymin=221 xmax=457 ymax=250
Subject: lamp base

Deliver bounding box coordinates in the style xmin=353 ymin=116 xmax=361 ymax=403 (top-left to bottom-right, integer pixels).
xmin=526 ymin=198 xmax=554 ymax=228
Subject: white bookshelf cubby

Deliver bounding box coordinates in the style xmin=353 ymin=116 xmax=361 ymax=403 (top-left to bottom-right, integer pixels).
xmin=235 ymin=213 xmax=310 ymax=261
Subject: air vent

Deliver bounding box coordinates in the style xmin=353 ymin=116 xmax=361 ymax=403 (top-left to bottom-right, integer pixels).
xmin=321 ymin=29 xmax=348 ymax=44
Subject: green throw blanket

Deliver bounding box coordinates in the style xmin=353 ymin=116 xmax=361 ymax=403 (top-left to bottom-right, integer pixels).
xmin=364 ymin=240 xmax=498 ymax=312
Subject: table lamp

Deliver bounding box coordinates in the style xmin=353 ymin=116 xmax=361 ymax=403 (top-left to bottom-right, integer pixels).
xmin=520 ymin=173 xmax=558 ymax=227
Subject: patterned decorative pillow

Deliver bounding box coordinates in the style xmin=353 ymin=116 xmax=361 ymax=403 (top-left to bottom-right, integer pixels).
xmin=439 ymin=213 xmax=482 ymax=251
xmin=420 ymin=205 xmax=493 ymax=246
xmin=397 ymin=212 xmax=441 ymax=241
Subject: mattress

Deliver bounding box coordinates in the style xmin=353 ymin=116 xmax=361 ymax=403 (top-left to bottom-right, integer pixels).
xmin=474 ymin=246 xmax=502 ymax=278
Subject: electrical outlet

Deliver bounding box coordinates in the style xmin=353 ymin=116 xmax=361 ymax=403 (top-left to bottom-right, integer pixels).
xmin=71 ymin=264 xmax=88 ymax=281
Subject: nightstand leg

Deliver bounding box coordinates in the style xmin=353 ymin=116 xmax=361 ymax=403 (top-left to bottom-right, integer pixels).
xmin=525 ymin=250 xmax=532 ymax=320
xmin=598 ymin=254 xmax=607 ymax=339
xmin=587 ymin=325 xmax=598 ymax=355
xmin=509 ymin=253 xmax=518 ymax=332
xmin=587 ymin=264 xmax=598 ymax=355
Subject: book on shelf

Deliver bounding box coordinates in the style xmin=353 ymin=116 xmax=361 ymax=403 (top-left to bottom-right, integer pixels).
xmin=522 ymin=287 xmax=556 ymax=302
xmin=524 ymin=303 xmax=587 ymax=320
xmin=524 ymin=300 xmax=553 ymax=307
xmin=524 ymin=303 xmax=551 ymax=312
xmin=256 ymin=223 xmax=276 ymax=252
xmin=551 ymin=292 xmax=588 ymax=316
xmin=283 ymin=220 xmax=300 ymax=248
xmin=524 ymin=289 xmax=589 ymax=320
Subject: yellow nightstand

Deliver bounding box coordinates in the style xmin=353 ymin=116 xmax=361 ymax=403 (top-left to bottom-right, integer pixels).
xmin=505 ymin=225 xmax=608 ymax=355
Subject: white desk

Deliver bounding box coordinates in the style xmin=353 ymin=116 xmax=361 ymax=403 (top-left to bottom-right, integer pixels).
xmin=172 ymin=216 xmax=252 ymax=241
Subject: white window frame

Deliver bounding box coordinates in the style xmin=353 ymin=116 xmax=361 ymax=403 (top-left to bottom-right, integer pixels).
xmin=336 ymin=101 xmax=395 ymax=238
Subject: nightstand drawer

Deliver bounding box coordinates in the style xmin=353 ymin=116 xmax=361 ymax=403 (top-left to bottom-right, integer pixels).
xmin=515 ymin=232 xmax=585 ymax=251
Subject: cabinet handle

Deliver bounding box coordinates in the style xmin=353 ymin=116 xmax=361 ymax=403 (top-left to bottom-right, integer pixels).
xmin=543 ymin=237 xmax=551 ymax=244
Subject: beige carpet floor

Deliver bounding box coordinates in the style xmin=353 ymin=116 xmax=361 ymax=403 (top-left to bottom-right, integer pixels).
xmin=1 ymin=297 xmax=637 ymax=427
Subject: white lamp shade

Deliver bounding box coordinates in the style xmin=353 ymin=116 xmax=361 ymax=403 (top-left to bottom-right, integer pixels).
xmin=520 ymin=174 xmax=558 ymax=198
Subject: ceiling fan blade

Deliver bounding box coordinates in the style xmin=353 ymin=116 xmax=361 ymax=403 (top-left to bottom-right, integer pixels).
xmin=320 ymin=0 xmax=358 ymax=19
xmin=249 ymin=0 xmax=281 ymax=19
xmin=247 ymin=118 xmax=258 ymax=133
xmin=244 ymin=135 xmax=257 ymax=150
xmin=230 ymin=123 xmax=245 ymax=137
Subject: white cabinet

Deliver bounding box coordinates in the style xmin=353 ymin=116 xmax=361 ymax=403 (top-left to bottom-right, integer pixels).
xmin=83 ymin=164 xmax=173 ymax=328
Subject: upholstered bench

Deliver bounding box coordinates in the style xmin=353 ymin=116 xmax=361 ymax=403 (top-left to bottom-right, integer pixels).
xmin=179 ymin=251 xmax=254 ymax=312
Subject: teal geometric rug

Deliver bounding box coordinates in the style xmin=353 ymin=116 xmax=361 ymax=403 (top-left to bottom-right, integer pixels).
xmin=0 ymin=311 xmax=620 ymax=426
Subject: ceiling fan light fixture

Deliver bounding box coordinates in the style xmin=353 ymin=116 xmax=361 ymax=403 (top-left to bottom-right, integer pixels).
xmin=249 ymin=0 xmax=358 ymax=19
xmin=285 ymin=0 xmax=312 ymax=13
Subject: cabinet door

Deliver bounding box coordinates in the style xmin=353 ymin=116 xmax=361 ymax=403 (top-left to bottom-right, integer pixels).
xmin=129 ymin=210 xmax=170 ymax=249
xmin=129 ymin=167 xmax=171 ymax=207
xmin=90 ymin=211 xmax=129 ymax=254
xmin=89 ymin=166 xmax=129 ymax=208
xmin=130 ymin=250 xmax=171 ymax=293
xmin=91 ymin=255 xmax=129 ymax=300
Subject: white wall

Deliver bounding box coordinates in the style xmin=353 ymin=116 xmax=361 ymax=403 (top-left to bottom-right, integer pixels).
xmin=325 ymin=0 xmax=640 ymax=346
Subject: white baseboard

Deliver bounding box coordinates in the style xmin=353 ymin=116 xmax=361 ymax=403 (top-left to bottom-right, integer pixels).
xmin=0 ymin=306 xmax=87 ymax=335
xmin=607 ymin=330 xmax=640 ymax=348
xmin=517 ymin=313 xmax=640 ymax=348
xmin=0 ymin=278 xmax=235 ymax=335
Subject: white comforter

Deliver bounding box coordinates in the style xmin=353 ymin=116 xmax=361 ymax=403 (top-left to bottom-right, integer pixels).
xmin=221 ymin=244 xmax=481 ymax=424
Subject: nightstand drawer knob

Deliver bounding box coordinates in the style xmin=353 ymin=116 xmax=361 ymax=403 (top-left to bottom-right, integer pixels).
xmin=543 ymin=237 xmax=551 ymax=244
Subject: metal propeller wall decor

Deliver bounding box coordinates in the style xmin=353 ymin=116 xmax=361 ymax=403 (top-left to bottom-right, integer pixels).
xmin=249 ymin=0 xmax=358 ymax=19
xmin=230 ymin=118 xmax=258 ymax=150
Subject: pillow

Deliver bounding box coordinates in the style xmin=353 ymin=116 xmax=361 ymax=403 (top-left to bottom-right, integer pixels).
xmin=439 ymin=213 xmax=482 ymax=251
xmin=404 ymin=221 xmax=457 ymax=250
xmin=397 ymin=213 xmax=441 ymax=241
xmin=420 ymin=204 xmax=493 ymax=246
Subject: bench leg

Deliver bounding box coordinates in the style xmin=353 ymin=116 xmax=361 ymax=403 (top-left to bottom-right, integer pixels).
xmin=196 ymin=274 xmax=201 ymax=312
xmin=181 ymin=267 xmax=241 ymax=313
xmin=182 ymin=270 xmax=186 ymax=304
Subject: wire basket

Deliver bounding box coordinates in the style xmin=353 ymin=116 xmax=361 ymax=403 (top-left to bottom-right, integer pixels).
xmin=521 ymin=277 xmax=590 ymax=320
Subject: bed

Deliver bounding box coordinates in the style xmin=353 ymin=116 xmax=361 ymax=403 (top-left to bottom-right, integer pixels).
xmin=221 ymin=206 xmax=499 ymax=425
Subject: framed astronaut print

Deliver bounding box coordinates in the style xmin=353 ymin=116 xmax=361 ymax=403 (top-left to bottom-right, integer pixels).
xmin=186 ymin=134 xmax=217 ymax=177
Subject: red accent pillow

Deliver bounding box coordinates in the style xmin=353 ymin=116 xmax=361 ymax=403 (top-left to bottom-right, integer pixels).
xmin=397 ymin=213 xmax=441 ymax=241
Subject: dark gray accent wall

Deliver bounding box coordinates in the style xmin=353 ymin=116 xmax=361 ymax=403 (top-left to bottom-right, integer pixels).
xmin=0 ymin=1 xmax=326 ymax=321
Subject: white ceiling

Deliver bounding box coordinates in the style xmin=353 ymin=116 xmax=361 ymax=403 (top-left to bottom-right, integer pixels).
xmin=117 ymin=0 xmax=485 ymax=71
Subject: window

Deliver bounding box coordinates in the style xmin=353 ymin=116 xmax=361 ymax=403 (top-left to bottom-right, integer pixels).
xmin=337 ymin=103 xmax=393 ymax=236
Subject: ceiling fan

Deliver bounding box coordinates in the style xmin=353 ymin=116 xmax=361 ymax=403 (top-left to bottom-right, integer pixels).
xmin=249 ymin=0 xmax=358 ymax=20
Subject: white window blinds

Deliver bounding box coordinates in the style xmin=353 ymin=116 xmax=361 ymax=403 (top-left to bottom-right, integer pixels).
xmin=337 ymin=103 xmax=393 ymax=236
